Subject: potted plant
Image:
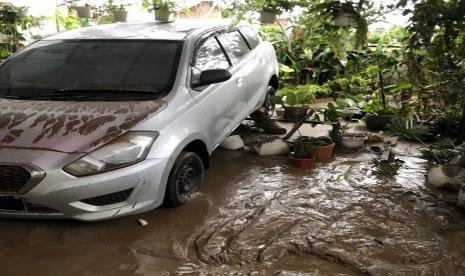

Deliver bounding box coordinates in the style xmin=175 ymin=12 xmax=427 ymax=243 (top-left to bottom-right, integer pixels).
xmin=309 ymin=136 xmax=334 ymax=161
xmin=254 ymin=0 xmax=293 ymax=24
xmin=290 ymin=136 xmax=315 ymax=168
xmin=362 ymin=49 xmax=403 ymax=132
xmin=341 ymin=133 xmax=367 ymax=148
xmin=271 ymin=86 xmax=315 ymax=121
xmin=143 ymin=0 xmax=177 ymax=22
xmin=66 ymin=1 xmax=93 ymax=18
xmin=364 ymin=103 xmax=397 ymax=131
xmin=0 ymin=4 xmax=32 ymax=56
xmin=363 ymin=97 xmax=398 ymax=132
xmin=107 ymin=0 xmax=130 ymax=23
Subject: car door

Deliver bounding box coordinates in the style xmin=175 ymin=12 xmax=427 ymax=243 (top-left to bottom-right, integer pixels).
xmin=189 ymin=35 xmax=248 ymax=148
xmin=239 ymin=26 xmax=270 ymax=111
xmin=216 ymin=31 xmax=255 ymax=115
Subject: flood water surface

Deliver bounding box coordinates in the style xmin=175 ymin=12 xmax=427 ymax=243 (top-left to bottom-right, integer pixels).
xmin=1 ymin=147 xmax=465 ymax=275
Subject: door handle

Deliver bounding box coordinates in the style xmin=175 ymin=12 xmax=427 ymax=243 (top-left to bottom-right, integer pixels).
xmin=259 ymin=57 xmax=265 ymax=65
xmin=236 ymin=77 xmax=243 ymax=87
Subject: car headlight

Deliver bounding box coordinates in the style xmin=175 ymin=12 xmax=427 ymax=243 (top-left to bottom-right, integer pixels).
xmin=63 ymin=131 xmax=158 ymax=177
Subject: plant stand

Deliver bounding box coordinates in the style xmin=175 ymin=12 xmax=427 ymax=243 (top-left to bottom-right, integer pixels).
xmin=246 ymin=110 xmax=341 ymax=142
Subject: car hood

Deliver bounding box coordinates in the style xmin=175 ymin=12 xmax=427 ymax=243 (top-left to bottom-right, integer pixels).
xmin=0 ymin=99 xmax=166 ymax=153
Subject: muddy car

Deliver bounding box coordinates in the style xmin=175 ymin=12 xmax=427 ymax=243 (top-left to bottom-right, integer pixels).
xmin=0 ymin=20 xmax=279 ymax=221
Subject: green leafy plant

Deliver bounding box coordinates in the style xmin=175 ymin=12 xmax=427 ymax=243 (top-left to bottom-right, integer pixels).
xmin=363 ymin=96 xmax=397 ymax=115
xmin=272 ymin=85 xmax=318 ymax=107
xmin=106 ymin=0 xmax=130 ymax=12
xmin=142 ymin=0 xmax=177 ymax=11
xmin=326 ymin=75 xmax=372 ymax=96
xmin=431 ymin=110 xmax=461 ymax=139
xmin=372 ymin=151 xmax=405 ymax=176
xmin=386 ymin=118 xmax=431 ymax=141
xmin=0 ymin=4 xmax=35 ymax=57
xmin=308 ymin=136 xmax=333 ymax=147
xmin=64 ymin=0 xmax=92 ymax=7
xmin=420 ymin=139 xmax=465 ymax=164
xmin=255 ymin=0 xmax=294 ymax=13
xmin=292 ymin=136 xmax=313 ymax=159
xmin=55 ymin=8 xmax=82 ymax=31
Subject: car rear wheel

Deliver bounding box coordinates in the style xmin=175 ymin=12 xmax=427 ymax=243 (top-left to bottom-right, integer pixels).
xmin=164 ymin=151 xmax=204 ymax=207
xmin=250 ymin=86 xmax=276 ymax=118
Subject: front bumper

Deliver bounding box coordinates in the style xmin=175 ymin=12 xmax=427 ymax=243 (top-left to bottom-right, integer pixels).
xmin=0 ymin=149 xmax=173 ymax=221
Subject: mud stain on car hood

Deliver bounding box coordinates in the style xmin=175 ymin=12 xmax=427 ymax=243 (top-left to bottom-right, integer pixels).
xmin=0 ymin=99 xmax=166 ymax=153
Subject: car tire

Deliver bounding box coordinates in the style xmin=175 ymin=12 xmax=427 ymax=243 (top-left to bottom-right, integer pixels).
xmin=250 ymin=86 xmax=276 ymax=118
xmin=164 ymin=151 xmax=204 ymax=207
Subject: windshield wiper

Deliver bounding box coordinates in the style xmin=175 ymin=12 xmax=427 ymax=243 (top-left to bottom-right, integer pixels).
xmin=1 ymin=88 xmax=162 ymax=101
xmin=19 ymin=88 xmax=162 ymax=100
xmin=53 ymin=88 xmax=161 ymax=94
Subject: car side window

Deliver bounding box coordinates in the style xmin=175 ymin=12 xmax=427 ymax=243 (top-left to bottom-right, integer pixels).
xmin=192 ymin=36 xmax=230 ymax=87
xmin=240 ymin=27 xmax=260 ymax=49
xmin=217 ymin=31 xmax=250 ymax=65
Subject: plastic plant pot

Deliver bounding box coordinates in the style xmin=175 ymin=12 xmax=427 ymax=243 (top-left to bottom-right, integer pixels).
xmin=290 ymin=156 xmax=315 ymax=168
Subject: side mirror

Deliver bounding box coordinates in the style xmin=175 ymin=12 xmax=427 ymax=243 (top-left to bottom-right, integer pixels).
xmin=194 ymin=69 xmax=232 ymax=88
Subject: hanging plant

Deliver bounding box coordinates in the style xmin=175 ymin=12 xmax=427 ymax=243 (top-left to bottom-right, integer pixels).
xmin=0 ymin=4 xmax=33 ymax=57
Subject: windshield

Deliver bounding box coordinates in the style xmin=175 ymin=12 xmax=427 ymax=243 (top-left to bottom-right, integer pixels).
xmin=0 ymin=40 xmax=183 ymax=101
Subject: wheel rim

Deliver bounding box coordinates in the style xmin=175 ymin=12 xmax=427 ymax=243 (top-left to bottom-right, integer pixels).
xmin=265 ymin=89 xmax=276 ymax=117
xmin=176 ymin=160 xmax=200 ymax=199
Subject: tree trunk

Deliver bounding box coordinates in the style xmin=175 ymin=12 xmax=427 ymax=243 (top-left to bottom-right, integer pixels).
xmin=456 ymin=106 xmax=465 ymax=144
xmin=379 ymin=70 xmax=386 ymax=109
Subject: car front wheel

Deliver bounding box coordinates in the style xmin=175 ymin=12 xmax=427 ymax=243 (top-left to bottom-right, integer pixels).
xmin=164 ymin=151 xmax=204 ymax=207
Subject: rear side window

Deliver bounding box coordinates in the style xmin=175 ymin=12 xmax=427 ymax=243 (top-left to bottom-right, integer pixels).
xmin=240 ymin=27 xmax=260 ymax=49
xmin=192 ymin=36 xmax=230 ymax=86
xmin=217 ymin=31 xmax=250 ymax=65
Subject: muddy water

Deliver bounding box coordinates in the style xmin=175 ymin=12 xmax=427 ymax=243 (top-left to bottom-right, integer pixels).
xmin=1 ymin=146 xmax=465 ymax=275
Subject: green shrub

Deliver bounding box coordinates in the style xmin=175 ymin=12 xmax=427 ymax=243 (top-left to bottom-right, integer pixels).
xmin=420 ymin=139 xmax=464 ymax=164
xmin=386 ymin=119 xmax=431 ymax=141
xmin=308 ymin=136 xmax=333 ymax=146
xmin=274 ymin=85 xmax=322 ymax=106
xmin=326 ymin=76 xmax=372 ymax=96
xmin=372 ymin=151 xmax=404 ymax=176
xmin=293 ymin=136 xmax=312 ymax=159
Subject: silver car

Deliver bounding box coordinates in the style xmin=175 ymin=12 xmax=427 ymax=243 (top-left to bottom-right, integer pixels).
xmin=0 ymin=19 xmax=279 ymax=221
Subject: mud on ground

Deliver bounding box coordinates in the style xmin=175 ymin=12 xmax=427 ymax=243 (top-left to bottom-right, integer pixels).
xmin=1 ymin=134 xmax=465 ymax=275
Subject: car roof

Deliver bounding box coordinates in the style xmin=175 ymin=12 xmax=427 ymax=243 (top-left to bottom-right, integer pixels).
xmin=44 ymin=19 xmax=236 ymax=41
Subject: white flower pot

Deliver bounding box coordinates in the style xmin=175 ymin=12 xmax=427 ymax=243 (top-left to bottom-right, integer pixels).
xmin=74 ymin=6 xmax=92 ymax=18
xmin=341 ymin=134 xmax=367 ymax=148
xmin=155 ymin=8 xmax=174 ymax=22
xmin=112 ymin=10 xmax=128 ymax=23
xmin=220 ymin=135 xmax=244 ymax=150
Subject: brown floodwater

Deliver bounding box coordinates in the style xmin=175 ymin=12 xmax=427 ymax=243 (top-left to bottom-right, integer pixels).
xmin=1 ymin=143 xmax=465 ymax=275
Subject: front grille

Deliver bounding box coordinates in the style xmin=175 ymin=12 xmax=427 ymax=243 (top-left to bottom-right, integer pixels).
xmin=27 ymin=204 xmax=60 ymax=214
xmin=0 ymin=165 xmax=31 ymax=193
xmin=80 ymin=188 xmax=134 ymax=206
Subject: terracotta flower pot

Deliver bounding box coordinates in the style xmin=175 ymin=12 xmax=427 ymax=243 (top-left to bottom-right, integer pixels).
xmin=364 ymin=114 xmax=396 ymax=132
xmin=283 ymin=106 xmax=308 ymax=121
xmin=311 ymin=144 xmax=335 ymax=161
xmin=290 ymin=157 xmax=315 ymax=168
